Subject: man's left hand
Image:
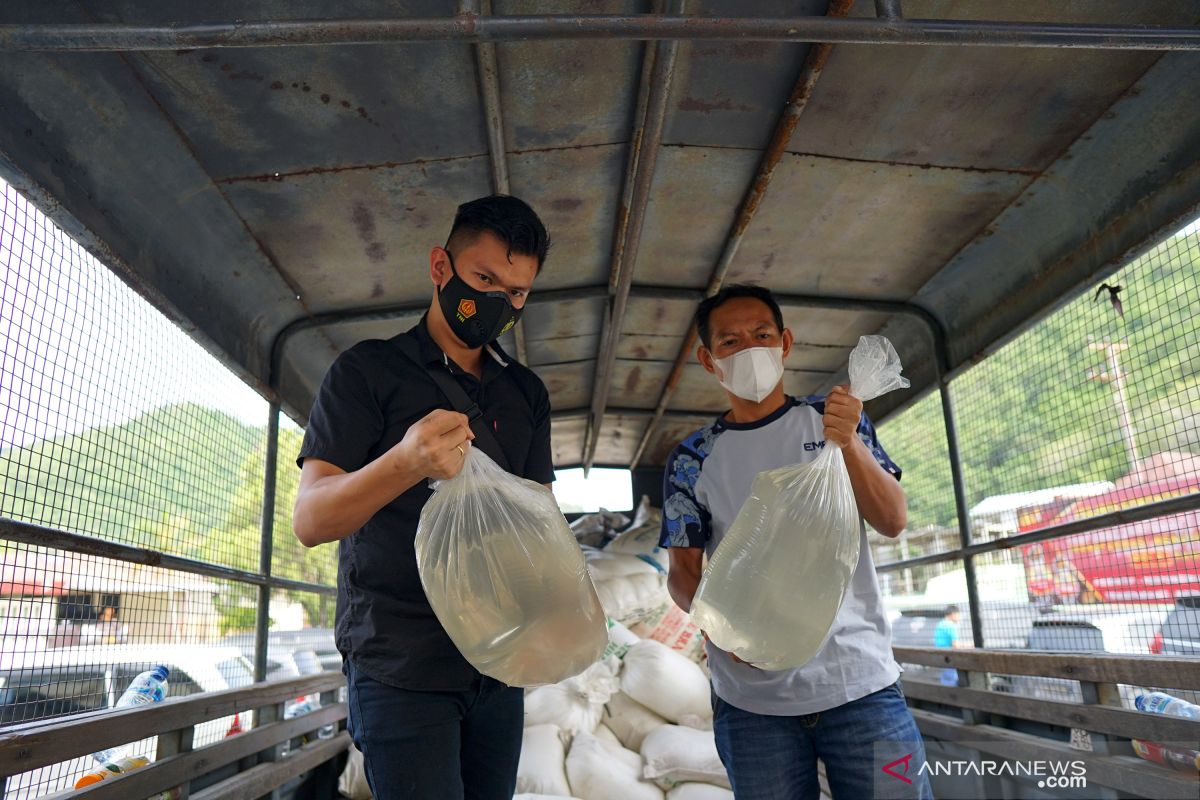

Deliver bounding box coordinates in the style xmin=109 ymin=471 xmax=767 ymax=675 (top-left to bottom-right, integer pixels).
xmin=823 ymin=385 xmax=863 ymax=449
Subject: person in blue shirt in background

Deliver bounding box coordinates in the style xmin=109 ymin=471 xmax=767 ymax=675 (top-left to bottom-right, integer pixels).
xmin=934 ymin=605 xmax=963 ymax=686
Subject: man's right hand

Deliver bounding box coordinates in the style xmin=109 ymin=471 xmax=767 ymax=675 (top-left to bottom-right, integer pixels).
xmin=391 ymin=409 xmax=474 ymax=481
xmin=700 ymin=630 xmax=760 ymax=669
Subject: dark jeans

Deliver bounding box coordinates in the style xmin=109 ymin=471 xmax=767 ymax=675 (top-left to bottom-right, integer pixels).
xmin=712 ymin=681 xmax=933 ymax=800
xmin=345 ymin=660 xmax=523 ymax=800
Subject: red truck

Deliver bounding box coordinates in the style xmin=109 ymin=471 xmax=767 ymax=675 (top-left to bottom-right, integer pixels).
xmin=1020 ymin=473 xmax=1200 ymax=605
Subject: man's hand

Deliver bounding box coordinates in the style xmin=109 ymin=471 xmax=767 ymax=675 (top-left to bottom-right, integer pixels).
xmin=390 ymin=409 xmax=474 ymax=481
xmin=701 ymin=631 xmax=760 ymax=670
xmin=823 ymin=385 xmax=863 ymax=449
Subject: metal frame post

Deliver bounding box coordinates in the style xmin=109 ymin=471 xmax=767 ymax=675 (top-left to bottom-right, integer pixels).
xmin=254 ymin=402 xmax=281 ymax=683
xmin=938 ymin=377 xmax=985 ymax=649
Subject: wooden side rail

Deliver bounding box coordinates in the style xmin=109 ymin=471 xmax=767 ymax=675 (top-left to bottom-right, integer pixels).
xmin=912 ymin=710 xmax=1199 ymax=800
xmin=0 ymin=672 xmax=346 ymax=777
xmin=891 ymin=647 xmax=1200 ymax=799
xmin=190 ymin=733 xmax=351 ymax=800
xmin=892 ymin=646 xmax=1200 ymax=690
xmin=0 ymin=671 xmax=349 ymax=800
xmin=902 ymin=681 xmax=1200 ymax=743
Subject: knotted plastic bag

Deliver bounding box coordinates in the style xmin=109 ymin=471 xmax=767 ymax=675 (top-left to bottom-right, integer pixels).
xmin=691 ymin=335 xmax=910 ymax=670
xmin=415 ymin=448 xmax=608 ymax=687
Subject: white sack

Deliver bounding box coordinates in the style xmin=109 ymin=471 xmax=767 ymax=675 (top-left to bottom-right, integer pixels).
xmin=641 ymin=725 xmax=730 ymax=790
xmin=604 ymin=691 xmax=667 ymax=752
xmin=566 ymin=732 xmax=664 ymax=800
xmin=524 ymin=661 xmax=620 ymax=738
xmin=667 ymin=785 xmax=734 ymax=800
xmin=337 ymin=744 xmax=371 ymax=800
xmin=621 ymin=639 xmax=712 ymax=725
xmin=517 ymin=725 xmax=572 ymax=797
xmin=594 ymin=574 xmax=671 ymax=625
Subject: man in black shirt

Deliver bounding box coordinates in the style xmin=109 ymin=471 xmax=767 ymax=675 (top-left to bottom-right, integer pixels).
xmin=293 ymin=195 xmax=554 ymax=799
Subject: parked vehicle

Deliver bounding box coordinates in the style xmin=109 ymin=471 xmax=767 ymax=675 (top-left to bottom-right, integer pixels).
xmin=1151 ymin=595 xmax=1200 ymax=656
xmin=1009 ymin=606 xmax=1172 ymax=709
xmin=889 ymin=600 xmax=1048 ymax=652
xmin=0 ymin=644 xmax=254 ymax=799
xmin=1146 ymin=595 xmax=1200 ymax=707
xmin=221 ymin=628 xmax=340 ymax=677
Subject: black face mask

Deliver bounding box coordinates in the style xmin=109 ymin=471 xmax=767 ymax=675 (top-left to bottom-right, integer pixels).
xmin=437 ymin=249 xmax=523 ymax=349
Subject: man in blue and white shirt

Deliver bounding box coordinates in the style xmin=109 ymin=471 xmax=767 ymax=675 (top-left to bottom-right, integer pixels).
xmin=660 ymin=284 xmax=931 ymax=800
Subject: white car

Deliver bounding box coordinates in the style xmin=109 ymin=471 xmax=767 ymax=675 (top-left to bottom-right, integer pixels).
xmin=0 ymin=644 xmax=254 ymax=799
xmin=1008 ymin=606 xmax=1172 ymax=709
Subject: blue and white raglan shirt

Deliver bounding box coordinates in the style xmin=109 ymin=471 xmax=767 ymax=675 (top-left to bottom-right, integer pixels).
xmin=660 ymin=395 xmax=903 ymax=716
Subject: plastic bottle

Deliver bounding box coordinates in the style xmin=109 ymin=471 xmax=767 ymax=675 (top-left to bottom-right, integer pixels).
xmin=90 ymin=665 xmax=170 ymax=764
xmin=280 ymin=695 xmax=320 ymax=757
xmin=1135 ymin=691 xmax=1200 ymax=720
xmin=75 ymin=755 xmax=150 ymax=788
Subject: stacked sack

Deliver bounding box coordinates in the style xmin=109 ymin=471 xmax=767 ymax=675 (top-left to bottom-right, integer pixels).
xmin=517 ymin=501 xmax=731 ymax=800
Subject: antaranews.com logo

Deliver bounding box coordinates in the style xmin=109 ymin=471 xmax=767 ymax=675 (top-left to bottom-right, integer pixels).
xmin=874 ymin=742 xmax=1088 ymax=798
xmin=883 ymin=753 xmax=1087 ymax=789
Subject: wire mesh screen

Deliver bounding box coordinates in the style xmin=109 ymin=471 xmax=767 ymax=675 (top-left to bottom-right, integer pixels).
xmin=876 ymin=215 xmax=1200 ymax=724
xmin=271 ymin=421 xmax=337 ymax=630
xmin=951 ymin=217 xmax=1200 ymax=612
xmin=270 ymin=418 xmax=338 ymax=666
xmin=0 ymin=179 xmax=338 ymax=796
xmin=871 ymin=391 xmax=961 ymax=600
xmin=0 ymin=181 xmax=269 ymax=565
xmin=0 ymin=540 xmax=255 ymax=795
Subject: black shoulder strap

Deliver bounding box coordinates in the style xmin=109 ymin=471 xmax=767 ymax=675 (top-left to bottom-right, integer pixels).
xmin=391 ymin=336 xmax=513 ymax=473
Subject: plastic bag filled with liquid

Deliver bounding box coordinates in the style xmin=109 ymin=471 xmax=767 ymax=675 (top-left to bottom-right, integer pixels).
xmin=416 ymin=448 xmax=608 ymax=687
xmin=691 ymin=335 xmax=910 ymax=670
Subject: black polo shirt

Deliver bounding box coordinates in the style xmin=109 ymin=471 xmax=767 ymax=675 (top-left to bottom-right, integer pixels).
xmin=297 ymin=317 xmax=554 ymax=691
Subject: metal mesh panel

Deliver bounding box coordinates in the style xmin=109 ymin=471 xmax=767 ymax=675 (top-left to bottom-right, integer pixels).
xmin=269 ymin=421 xmax=338 ymax=672
xmin=877 ymin=216 xmax=1200 ymax=711
xmin=0 ymin=178 xmax=337 ymax=796
xmin=0 ymin=545 xmax=253 ymax=794
xmin=871 ymin=391 xmax=960 ymax=601
xmin=0 ymin=181 xmax=269 ymax=566
xmin=271 ymin=422 xmax=337 ymax=623
xmin=953 ymin=218 xmax=1200 ymax=616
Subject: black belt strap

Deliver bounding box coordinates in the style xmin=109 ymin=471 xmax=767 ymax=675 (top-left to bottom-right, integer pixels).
xmin=392 ymin=336 xmax=513 ymax=473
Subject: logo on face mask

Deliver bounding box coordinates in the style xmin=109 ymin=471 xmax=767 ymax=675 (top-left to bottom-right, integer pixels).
xmin=457 ymin=298 xmax=477 ymax=320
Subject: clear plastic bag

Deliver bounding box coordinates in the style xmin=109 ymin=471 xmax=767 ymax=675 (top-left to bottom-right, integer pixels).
xmin=691 ymin=336 xmax=910 ymax=670
xmin=416 ymin=448 xmax=608 ymax=687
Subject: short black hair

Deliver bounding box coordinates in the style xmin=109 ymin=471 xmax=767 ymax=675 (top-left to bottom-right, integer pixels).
xmin=445 ymin=195 xmax=551 ymax=269
xmin=945 ymin=605 xmax=960 ymax=617
xmin=695 ymin=284 xmax=785 ymax=349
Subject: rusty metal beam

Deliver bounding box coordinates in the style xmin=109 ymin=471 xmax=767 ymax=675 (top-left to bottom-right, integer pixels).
xmin=582 ymin=8 xmax=660 ymax=467
xmin=266 ymin=282 xmax=939 ymax=392
xmin=4 ymin=16 xmax=1200 ymax=51
xmin=583 ymin=0 xmax=681 ymax=472
xmin=460 ymin=0 xmax=527 ymax=364
xmin=628 ymin=0 xmax=854 ymax=470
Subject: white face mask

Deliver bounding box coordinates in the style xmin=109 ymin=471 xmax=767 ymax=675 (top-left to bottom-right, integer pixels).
xmin=711 ymin=346 xmax=785 ymax=403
